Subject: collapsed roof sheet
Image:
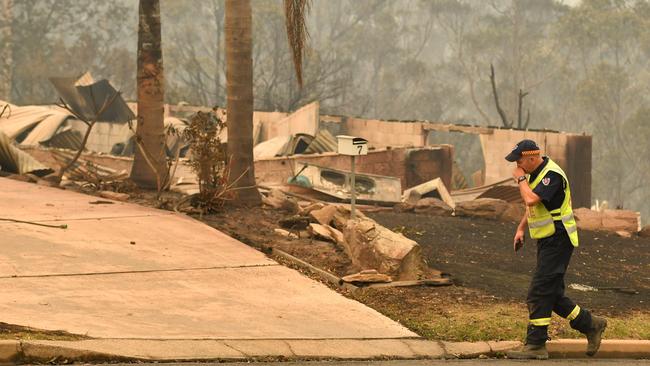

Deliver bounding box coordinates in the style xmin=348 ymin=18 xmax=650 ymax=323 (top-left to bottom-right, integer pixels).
xmin=253 ymin=129 xmax=337 ymax=160
xmin=0 ymin=131 xmax=53 ymax=176
xmin=109 ymin=117 xmax=188 ymax=156
xmin=50 ymin=77 xmax=135 ymax=123
xmin=0 ymin=104 xmax=72 ymax=142
xmin=304 ymin=129 xmax=337 ymax=154
xmin=451 ymin=178 xmax=522 ymax=204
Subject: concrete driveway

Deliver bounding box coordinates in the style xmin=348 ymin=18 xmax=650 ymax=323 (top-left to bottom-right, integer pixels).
xmin=0 ymin=178 xmax=416 ymax=339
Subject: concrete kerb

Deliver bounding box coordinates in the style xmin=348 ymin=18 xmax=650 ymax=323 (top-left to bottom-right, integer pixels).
xmin=4 ymin=339 xmax=650 ymax=362
xmin=548 ymin=339 xmax=650 ymax=359
xmin=18 ymin=341 xmax=136 ymax=364
xmin=0 ymin=340 xmax=20 ymax=363
xmin=4 ymin=339 xmax=521 ymax=363
xmin=441 ymin=341 xmax=491 ymax=359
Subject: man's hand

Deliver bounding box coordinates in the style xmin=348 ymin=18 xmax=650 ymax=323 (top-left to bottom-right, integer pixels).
xmin=513 ymin=230 xmax=525 ymax=252
xmin=512 ymin=166 xmax=526 ymax=180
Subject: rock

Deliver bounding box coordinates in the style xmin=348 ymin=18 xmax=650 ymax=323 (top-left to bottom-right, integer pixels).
xmin=393 ymin=202 xmax=415 ymax=213
xmin=601 ymin=209 xmax=640 ymax=234
xmin=309 ymin=205 xmax=338 ymax=226
xmin=616 ymin=230 xmax=632 ymax=238
xmin=573 ymin=207 xmax=601 ymax=230
xmin=454 ymin=198 xmax=510 ymax=220
xmin=262 ymin=189 xmax=300 ymax=213
xmin=308 ymin=223 xmax=336 ymax=242
xmin=274 ymin=228 xmax=298 ymax=239
xmin=342 ymin=270 xmax=392 ymax=284
xmin=501 ymin=203 xmax=526 ymax=223
xmin=99 ymin=191 xmax=129 ymax=202
xmin=342 ymin=217 xmax=422 ymax=280
xmin=413 ymin=198 xmax=453 ymax=216
xmin=328 ymin=225 xmax=346 ymax=246
xmin=332 ymin=205 xmax=367 ymax=230
xmin=360 ymin=269 xmax=379 ymax=274
xmin=301 ymin=202 xmax=325 ymax=215
xmin=262 ymin=195 xmax=279 ymax=209
xmin=284 ymin=198 xmax=300 ymax=214
xmin=639 ymin=225 xmax=650 ymax=238
xmin=574 ymin=208 xmax=640 ymax=235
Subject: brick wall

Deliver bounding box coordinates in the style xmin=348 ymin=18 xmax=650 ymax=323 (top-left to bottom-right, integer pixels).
xmin=69 ymin=120 xmax=131 ymax=154
xmin=480 ymin=129 xmax=590 ymax=207
xmin=405 ymin=145 xmax=454 ymax=189
xmin=480 ymin=129 xmax=568 ymax=184
xmin=566 ymin=135 xmax=592 ymax=208
xmin=344 ymin=118 xmax=426 ymax=148
xmin=262 ymin=102 xmax=319 ymax=141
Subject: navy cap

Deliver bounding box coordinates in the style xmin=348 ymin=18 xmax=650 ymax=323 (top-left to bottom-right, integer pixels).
xmin=505 ymin=139 xmax=541 ymax=162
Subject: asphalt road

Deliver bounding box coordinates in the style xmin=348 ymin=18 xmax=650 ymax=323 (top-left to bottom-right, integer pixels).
xmin=87 ymin=360 xmax=650 ymax=366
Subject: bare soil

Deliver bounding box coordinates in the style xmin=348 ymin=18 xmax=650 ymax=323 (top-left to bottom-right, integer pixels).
xmin=370 ymin=212 xmax=650 ymax=316
xmin=200 ymin=206 xmax=649 ymax=317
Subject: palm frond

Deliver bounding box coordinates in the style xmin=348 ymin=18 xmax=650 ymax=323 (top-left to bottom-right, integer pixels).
xmin=284 ymin=0 xmax=310 ymax=87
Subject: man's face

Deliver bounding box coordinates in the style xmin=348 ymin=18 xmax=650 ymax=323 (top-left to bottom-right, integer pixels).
xmin=516 ymin=156 xmax=537 ymax=173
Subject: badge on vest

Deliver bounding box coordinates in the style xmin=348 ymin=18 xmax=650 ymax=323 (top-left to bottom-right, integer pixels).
xmin=526 ymin=206 xmax=536 ymax=218
xmin=542 ymin=177 xmax=550 ymax=186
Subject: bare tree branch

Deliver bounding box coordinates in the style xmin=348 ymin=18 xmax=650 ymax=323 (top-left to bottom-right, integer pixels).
xmin=56 ymin=90 xmax=121 ymax=183
xmin=490 ymin=63 xmax=511 ymax=127
xmin=517 ymin=88 xmax=529 ymax=129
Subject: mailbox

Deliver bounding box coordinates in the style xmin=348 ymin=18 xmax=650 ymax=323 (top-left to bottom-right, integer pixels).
xmin=336 ymin=135 xmax=368 ymax=156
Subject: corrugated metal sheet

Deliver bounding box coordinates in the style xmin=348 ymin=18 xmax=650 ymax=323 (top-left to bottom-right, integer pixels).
xmin=0 ymin=102 xmax=74 ymax=147
xmin=0 ymin=106 xmax=58 ymax=140
xmin=476 ymin=185 xmax=522 ymax=203
xmin=304 ymin=129 xmax=337 ymax=154
xmin=20 ymin=113 xmax=72 ymax=146
xmin=50 ymin=77 xmax=135 ymax=123
xmin=286 ymin=134 xmax=313 ymax=155
xmin=42 ymin=126 xmax=83 ymax=150
xmin=451 ymin=178 xmax=522 ymax=203
xmin=254 ymin=135 xmax=292 ymax=159
xmin=74 ymin=72 xmax=95 ymax=87
xmin=0 ymin=131 xmax=53 ymax=176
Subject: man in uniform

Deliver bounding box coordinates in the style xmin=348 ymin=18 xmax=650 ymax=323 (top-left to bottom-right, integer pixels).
xmin=504 ymin=139 xmax=607 ymax=360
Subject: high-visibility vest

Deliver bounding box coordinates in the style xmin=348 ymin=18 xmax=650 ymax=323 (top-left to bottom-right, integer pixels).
xmin=527 ymin=158 xmax=579 ymax=247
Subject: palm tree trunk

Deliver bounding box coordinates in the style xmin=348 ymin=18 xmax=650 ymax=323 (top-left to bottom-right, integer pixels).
xmin=0 ymin=0 xmax=13 ymax=101
xmin=225 ymin=0 xmax=260 ymax=205
xmin=130 ymin=0 xmax=168 ymax=189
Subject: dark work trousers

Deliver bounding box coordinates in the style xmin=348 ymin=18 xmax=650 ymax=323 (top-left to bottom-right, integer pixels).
xmin=526 ymin=230 xmax=593 ymax=345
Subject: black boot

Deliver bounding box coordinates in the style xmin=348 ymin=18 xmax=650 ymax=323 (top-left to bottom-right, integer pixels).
xmin=506 ymin=343 xmax=549 ymax=360
xmin=585 ymin=315 xmax=607 ymax=356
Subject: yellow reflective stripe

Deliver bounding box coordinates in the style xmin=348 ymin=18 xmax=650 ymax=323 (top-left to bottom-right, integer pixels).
xmin=567 ymin=305 xmax=581 ymax=321
xmin=566 ymin=225 xmax=578 ymax=234
xmin=550 ymin=208 xmax=562 ymax=214
xmin=529 ymin=218 xmax=554 ymax=228
xmin=529 ymin=318 xmax=552 ymax=326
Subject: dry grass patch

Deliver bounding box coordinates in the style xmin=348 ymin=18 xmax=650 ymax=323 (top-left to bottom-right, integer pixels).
xmin=353 ymin=286 xmax=650 ymax=341
xmin=0 ymin=322 xmax=89 ymax=341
